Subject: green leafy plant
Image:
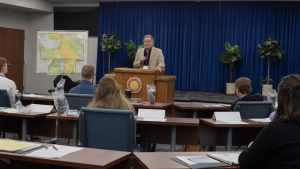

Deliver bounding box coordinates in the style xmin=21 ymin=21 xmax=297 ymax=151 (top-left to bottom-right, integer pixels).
xmin=260 ymin=76 xmax=274 ymax=85
xmin=124 ymin=40 xmax=137 ymax=61
xmin=137 ymin=44 xmax=144 ymax=50
xmin=257 ymin=36 xmax=285 ymax=85
xmin=219 ymin=42 xmax=244 ymax=83
xmin=101 ymin=31 xmax=122 ymax=73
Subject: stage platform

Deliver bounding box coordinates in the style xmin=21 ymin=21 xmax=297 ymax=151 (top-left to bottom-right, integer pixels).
xmin=174 ymin=90 xmax=239 ymax=104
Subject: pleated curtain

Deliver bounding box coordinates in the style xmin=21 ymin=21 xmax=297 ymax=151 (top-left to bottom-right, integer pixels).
xmin=96 ymin=1 xmax=300 ymax=94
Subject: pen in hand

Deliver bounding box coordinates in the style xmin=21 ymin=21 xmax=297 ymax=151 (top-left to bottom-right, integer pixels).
xmin=53 ymin=145 xmax=58 ymax=151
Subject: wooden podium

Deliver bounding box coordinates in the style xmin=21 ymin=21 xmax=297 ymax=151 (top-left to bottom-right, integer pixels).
xmin=104 ymin=68 xmax=177 ymax=103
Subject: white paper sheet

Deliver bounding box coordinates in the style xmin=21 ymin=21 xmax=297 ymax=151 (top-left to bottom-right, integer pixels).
xmin=176 ymin=156 xmax=220 ymax=165
xmin=204 ymin=104 xmax=223 ymax=107
xmin=1 ymin=108 xmax=19 ymax=113
xmin=23 ymin=94 xmax=46 ymax=98
xmin=250 ymin=118 xmax=271 ymax=123
xmin=31 ymin=104 xmax=54 ymax=113
xmin=138 ymin=109 xmax=165 ymax=119
xmin=142 ymin=118 xmax=167 ymax=122
xmin=221 ymin=120 xmax=249 ymax=124
xmin=26 ymin=145 xmax=83 ymax=158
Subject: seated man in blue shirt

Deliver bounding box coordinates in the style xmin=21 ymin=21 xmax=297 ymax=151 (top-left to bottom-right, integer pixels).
xmin=230 ymin=77 xmax=263 ymax=111
xmin=70 ymin=65 xmax=97 ymax=94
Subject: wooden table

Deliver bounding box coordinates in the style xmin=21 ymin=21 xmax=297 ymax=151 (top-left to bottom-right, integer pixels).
xmin=133 ymin=102 xmax=173 ymax=117
xmin=46 ymin=113 xmax=79 ymax=146
xmin=136 ymin=117 xmax=199 ymax=152
xmin=46 ymin=114 xmax=199 ymax=151
xmin=173 ymin=104 xmax=230 ymax=118
xmin=22 ymin=96 xmax=54 ymax=105
xmin=0 ymin=109 xmax=53 ymax=141
xmin=0 ymin=140 xmax=131 ymax=169
xmin=200 ymin=119 xmax=268 ymax=151
xmin=133 ymin=152 xmax=240 ymax=169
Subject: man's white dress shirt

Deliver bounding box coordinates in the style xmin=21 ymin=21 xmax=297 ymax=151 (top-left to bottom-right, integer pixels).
xmin=0 ymin=73 xmax=17 ymax=107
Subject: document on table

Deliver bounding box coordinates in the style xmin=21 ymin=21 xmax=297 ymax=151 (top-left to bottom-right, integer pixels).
xmin=221 ymin=121 xmax=249 ymax=124
xmin=142 ymin=118 xmax=167 ymax=122
xmin=31 ymin=104 xmax=54 ymax=113
xmin=207 ymin=153 xmax=240 ymax=165
xmin=250 ymin=118 xmax=271 ymax=123
xmin=176 ymin=156 xmax=220 ymax=165
xmin=26 ymin=145 xmax=83 ymax=158
xmin=23 ymin=94 xmax=46 ymax=98
xmin=204 ymin=104 xmax=223 ymax=107
xmin=0 ymin=108 xmax=19 ymax=113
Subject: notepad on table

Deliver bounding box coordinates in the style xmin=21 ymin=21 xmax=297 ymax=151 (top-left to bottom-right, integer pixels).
xmin=0 ymin=140 xmax=36 ymax=152
xmin=171 ymin=155 xmax=231 ymax=169
xmin=204 ymin=104 xmax=223 ymax=107
xmin=207 ymin=153 xmax=240 ymax=165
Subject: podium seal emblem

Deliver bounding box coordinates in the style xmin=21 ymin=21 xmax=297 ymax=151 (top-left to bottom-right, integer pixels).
xmin=127 ymin=77 xmax=142 ymax=93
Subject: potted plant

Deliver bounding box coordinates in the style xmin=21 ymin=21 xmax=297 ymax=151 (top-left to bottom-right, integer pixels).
xmin=219 ymin=42 xmax=244 ymax=94
xmin=124 ymin=40 xmax=137 ymax=62
xmin=257 ymin=36 xmax=284 ymax=96
xmin=101 ymin=31 xmax=122 ymax=73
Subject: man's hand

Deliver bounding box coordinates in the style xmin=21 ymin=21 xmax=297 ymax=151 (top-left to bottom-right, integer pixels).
xmin=248 ymin=141 xmax=253 ymax=148
xmin=140 ymin=56 xmax=146 ymax=63
xmin=155 ymin=66 xmax=162 ymax=72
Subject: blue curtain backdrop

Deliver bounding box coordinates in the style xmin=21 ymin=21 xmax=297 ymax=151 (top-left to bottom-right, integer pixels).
xmin=96 ymin=1 xmax=300 ymax=94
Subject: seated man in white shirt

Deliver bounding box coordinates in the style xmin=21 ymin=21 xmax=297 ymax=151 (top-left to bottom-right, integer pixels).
xmin=0 ymin=57 xmax=17 ymax=108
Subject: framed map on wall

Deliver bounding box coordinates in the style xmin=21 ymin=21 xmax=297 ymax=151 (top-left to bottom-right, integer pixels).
xmin=36 ymin=30 xmax=88 ymax=74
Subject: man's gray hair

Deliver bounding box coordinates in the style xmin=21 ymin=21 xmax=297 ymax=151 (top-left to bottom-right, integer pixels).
xmin=144 ymin=35 xmax=154 ymax=42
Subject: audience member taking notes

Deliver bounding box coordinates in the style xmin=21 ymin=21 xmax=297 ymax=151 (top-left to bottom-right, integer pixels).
xmin=230 ymin=77 xmax=263 ymax=111
xmin=239 ymin=74 xmax=300 ymax=169
xmin=70 ymin=65 xmax=96 ymax=94
xmin=88 ymin=76 xmax=136 ymax=115
xmin=0 ymin=57 xmax=17 ymax=108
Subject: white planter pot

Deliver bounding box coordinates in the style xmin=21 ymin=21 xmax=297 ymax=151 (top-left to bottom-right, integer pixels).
xmin=226 ymin=83 xmax=235 ymax=94
xmin=262 ymin=84 xmax=273 ymax=96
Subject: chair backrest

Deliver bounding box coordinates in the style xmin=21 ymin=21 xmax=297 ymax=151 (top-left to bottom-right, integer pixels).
xmin=64 ymin=93 xmax=94 ymax=111
xmin=79 ymin=107 xmax=135 ymax=152
xmin=233 ymin=101 xmax=273 ymax=119
xmin=0 ymin=89 xmax=11 ymax=107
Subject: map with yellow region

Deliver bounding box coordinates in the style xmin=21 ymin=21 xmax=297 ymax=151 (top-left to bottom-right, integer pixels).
xmin=40 ymin=33 xmax=84 ymax=60
xmin=48 ymin=60 xmax=76 ymax=74
xmin=36 ymin=31 xmax=88 ymax=74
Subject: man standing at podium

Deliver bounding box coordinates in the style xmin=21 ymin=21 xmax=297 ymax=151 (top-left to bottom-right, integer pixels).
xmin=133 ymin=35 xmax=165 ymax=72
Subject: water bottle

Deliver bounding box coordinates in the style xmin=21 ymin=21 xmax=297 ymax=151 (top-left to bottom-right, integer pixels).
xmin=267 ymin=89 xmax=277 ymax=107
xmin=15 ymin=90 xmax=23 ymax=103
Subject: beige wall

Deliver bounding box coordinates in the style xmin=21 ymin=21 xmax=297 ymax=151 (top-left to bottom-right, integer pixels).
xmin=0 ymin=7 xmax=98 ymax=94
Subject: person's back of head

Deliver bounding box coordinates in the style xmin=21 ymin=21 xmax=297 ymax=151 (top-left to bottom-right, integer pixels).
xmin=81 ymin=65 xmax=95 ymax=81
xmin=235 ymin=77 xmax=252 ymax=95
xmin=0 ymin=57 xmax=7 ymax=74
xmin=275 ymin=74 xmax=300 ymax=122
xmin=88 ymin=76 xmax=133 ymax=112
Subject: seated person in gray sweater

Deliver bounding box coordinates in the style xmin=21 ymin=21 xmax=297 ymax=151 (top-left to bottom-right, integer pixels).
xmin=239 ymin=74 xmax=300 ymax=169
xmin=230 ymin=77 xmax=263 ymax=111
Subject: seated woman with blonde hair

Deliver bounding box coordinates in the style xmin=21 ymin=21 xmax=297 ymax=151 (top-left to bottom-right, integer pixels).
xmin=239 ymin=74 xmax=300 ymax=169
xmin=88 ymin=76 xmax=136 ymax=115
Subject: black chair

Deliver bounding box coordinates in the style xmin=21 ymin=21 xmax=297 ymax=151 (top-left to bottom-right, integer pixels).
xmin=233 ymin=101 xmax=273 ymax=119
xmin=48 ymin=75 xmax=80 ymax=93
